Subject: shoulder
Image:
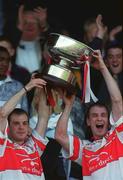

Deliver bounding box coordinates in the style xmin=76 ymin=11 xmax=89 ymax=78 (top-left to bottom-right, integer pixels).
xmin=8 ymin=80 xmax=24 ymax=91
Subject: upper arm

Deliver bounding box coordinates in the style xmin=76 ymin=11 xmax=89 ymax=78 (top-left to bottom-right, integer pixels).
xmin=31 ymin=130 xmax=48 ymax=155
xmin=59 ymin=134 xmax=70 ymax=154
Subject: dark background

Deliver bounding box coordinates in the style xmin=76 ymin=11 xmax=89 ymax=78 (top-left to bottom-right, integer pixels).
xmin=46 ymin=0 xmax=122 ymax=39
xmin=4 ymin=0 xmax=122 ymax=40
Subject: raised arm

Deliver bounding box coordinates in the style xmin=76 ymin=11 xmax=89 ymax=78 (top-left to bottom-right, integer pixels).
xmin=109 ymin=25 xmax=122 ymax=41
xmin=96 ymin=14 xmax=108 ymax=40
xmin=0 ymin=78 xmax=46 ymax=133
xmin=35 ymin=87 xmax=52 ymax=137
xmin=55 ymin=92 xmax=75 ymax=153
xmin=92 ymin=50 xmax=123 ymax=121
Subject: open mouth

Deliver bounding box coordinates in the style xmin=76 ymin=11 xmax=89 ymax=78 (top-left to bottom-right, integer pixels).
xmin=112 ymin=64 xmax=119 ymax=68
xmin=96 ymin=124 xmax=104 ymax=129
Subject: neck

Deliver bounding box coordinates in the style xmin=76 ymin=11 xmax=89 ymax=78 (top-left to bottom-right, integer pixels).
xmin=9 ymin=136 xmax=25 ymax=145
xmin=14 ymin=139 xmax=25 ymax=145
xmin=91 ymin=135 xmax=103 ymax=141
xmin=21 ymin=34 xmax=38 ymax=41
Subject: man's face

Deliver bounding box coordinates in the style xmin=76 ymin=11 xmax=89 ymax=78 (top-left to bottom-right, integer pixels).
xmin=22 ymin=12 xmax=40 ymax=41
xmin=0 ymin=50 xmax=10 ymax=76
xmin=106 ymin=48 xmax=122 ymax=74
xmin=87 ymin=106 xmax=109 ymax=139
xmin=9 ymin=113 xmax=29 ymax=144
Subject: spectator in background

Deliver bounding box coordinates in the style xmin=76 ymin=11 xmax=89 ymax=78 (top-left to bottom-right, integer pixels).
xmin=3 ymin=0 xmax=70 ymax=76
xmin=108 ymin=25 xmax=122 ymax=44
xmin=0 ymin=36 xmax=33 ymax=111
xmin=83 ymin=14 xmax=108 ymax=51
xmin=15 ymin=2 xmax=48 ymax=73
xmin=83 ymin=14 xmax=107 ymax=51
xmin=97 ymin=42 xmax=123 ymax=110
xmin=2 ymin=0 xmax=49 ymax=74
xmin=0 ymin=35 xmax=31 ymax=86
xmin=15 ymin=1 xmax=70 ymax=74
xmin=0 ymin=46 xmax=28 ymax=112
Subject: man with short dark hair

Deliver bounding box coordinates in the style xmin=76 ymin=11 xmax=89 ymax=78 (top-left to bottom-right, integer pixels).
xmin=55 ymin=50 xmax=123 ymax=180
xmin=0 ymin=77 xmax=51 ymax=180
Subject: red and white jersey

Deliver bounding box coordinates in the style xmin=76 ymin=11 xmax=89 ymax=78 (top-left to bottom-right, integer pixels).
xmin=0 ymin=127 xmax=48 ymax=180
xmin=64 ymin=116 xmax=123 ymax=180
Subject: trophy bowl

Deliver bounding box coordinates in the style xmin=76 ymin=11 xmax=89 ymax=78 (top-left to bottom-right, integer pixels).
xmin=41 ymin=33 xmax=94 ymax=92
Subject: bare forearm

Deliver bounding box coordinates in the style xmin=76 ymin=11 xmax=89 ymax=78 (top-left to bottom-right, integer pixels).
xmin=100 ymin=63 xmax=122 ymax=119
xmin=35 ymin=117 xmax=49 ymax=138
xmin=1 ymin=88 xmax=26 ymax=117
xmin=55 ymin=104 xmax=72 ymax=153
xmin=101 ymin=65 xmax=121 ymax=100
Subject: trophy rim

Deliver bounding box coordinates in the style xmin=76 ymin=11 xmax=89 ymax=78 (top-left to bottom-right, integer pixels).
xmin=45 ymin=33 xmax=95 ymax=65
xmin=49 ymin=32 xmax=94 ymax=52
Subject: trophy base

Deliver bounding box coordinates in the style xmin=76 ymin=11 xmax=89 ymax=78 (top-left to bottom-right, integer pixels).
xmin=42 ymin=74 xmax=76 ymax=94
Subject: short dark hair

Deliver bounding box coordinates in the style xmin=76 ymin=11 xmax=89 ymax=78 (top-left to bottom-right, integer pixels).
xmin=0 ymin=35 xmax=14 ymax=48
xmin=0 ymin=46 xmax=10 ymax=56
xmin=8 ymin=108 xmax=29 ymax=125
xmin=105 ymin=42 xmax=122 ymax=59
xmin=85 ymin=102 xmax=110 ymax=119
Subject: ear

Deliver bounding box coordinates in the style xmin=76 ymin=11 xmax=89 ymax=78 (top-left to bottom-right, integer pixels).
xmin=86 ymin=118 xmax=91 ymax=126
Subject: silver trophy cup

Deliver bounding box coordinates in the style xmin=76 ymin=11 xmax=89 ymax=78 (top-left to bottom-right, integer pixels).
xmin=41 ymin=33 xmax=94 ymax=93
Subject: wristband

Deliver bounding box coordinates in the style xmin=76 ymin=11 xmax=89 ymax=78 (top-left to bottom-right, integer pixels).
xmin=23 ymin=86 xmax=28 ymax=93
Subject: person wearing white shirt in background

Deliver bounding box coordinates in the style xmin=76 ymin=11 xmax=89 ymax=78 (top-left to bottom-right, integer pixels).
xmin=15 ymin=1 xmax=48 ymax=74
